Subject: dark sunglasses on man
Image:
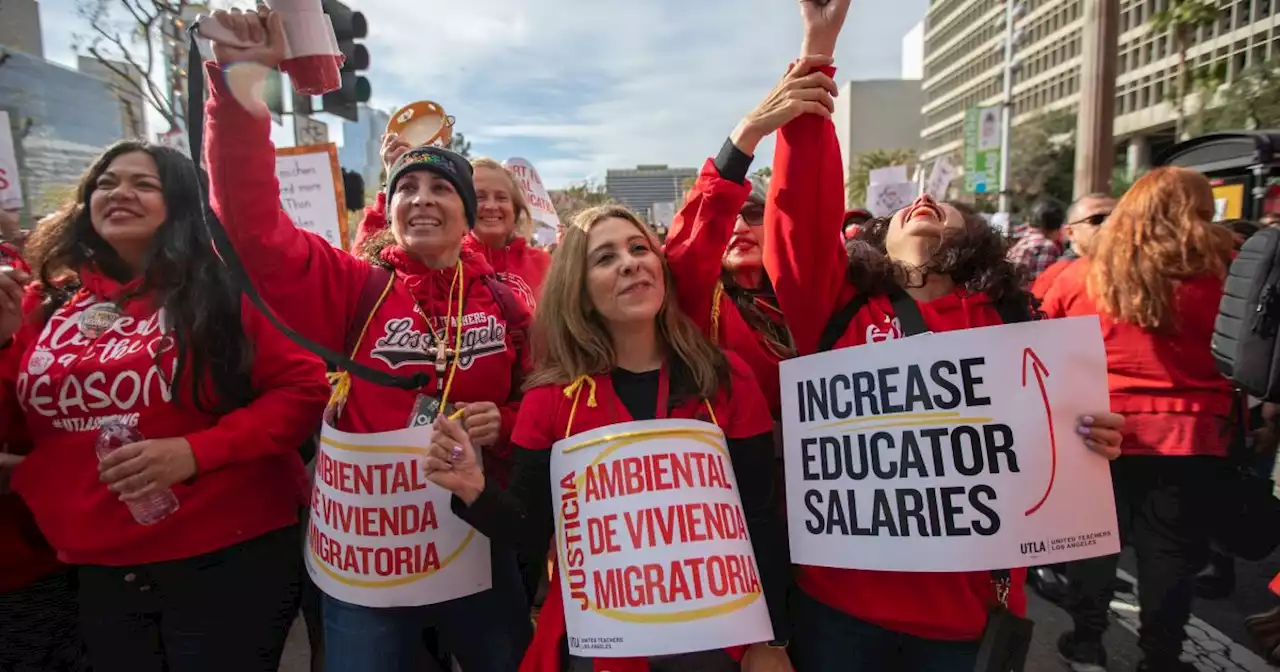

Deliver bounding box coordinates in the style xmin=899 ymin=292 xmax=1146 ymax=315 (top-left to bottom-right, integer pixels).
xmin=740 ymin=203 xmax=765 ymax=226
xmin=1069 ymin=212 xmax=1110 ymax=227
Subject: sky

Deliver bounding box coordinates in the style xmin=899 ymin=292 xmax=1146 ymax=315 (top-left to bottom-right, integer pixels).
xmin=37 ymin=0 xmax=927 ymax=188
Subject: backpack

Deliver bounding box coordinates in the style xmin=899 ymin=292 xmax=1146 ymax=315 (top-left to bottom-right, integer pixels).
xmin=1213 ymin=227 xmax=1280 ymax=400
xmin=818 ymin=285 xmax=1034 ymax=351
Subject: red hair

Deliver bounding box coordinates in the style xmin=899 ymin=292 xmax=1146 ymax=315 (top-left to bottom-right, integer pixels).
xmin=1086 ymin=167 xmax=1234 ymax=331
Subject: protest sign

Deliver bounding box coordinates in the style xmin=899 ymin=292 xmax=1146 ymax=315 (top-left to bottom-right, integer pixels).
xmin=0 ymin=111 xmax=24 ymax=210
xmin=867 ymin=164 xmax=917 ymax=218
xmin=925 ymin=157 xmax=957 ymax=201
xmin=779 ymin=317 xmax=1119 ymax=572
xmin=306 ymin=422 xmax=492 ymax=608
xmin=551 ymin=419 xmax=774 ymax=658
xmin=276 ymin=144 xmax=348 ymax=249
xmin=504 ymin=157 xmax=562 ymax=230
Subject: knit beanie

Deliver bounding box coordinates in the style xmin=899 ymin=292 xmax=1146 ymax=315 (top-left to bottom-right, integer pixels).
xmin=384 ymin=146 xmax=478 ymax=228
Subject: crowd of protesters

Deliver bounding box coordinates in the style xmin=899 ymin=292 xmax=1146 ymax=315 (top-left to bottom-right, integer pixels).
xmin=2 ymin=1 xmax=1279 ymax=671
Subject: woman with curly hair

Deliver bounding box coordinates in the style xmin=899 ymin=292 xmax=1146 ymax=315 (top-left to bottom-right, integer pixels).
xmin=1043 ymin=166 xmax=1237 ymax=672
xmin=758 ymin=5 xmax=1125 ymax=669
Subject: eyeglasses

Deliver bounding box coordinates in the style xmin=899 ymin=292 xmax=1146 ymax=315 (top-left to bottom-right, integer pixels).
xmin=1070 ymin=212 xmax=1110 ymax=227
xmin=740 ymin=204 xmax=765 ymax=226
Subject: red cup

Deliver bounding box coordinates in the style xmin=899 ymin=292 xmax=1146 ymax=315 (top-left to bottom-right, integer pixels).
xmin=281 ymin=53 xmax=343 ymax=95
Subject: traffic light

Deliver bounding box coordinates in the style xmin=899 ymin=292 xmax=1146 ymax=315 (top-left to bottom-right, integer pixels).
xmin=342 ymin=169 xmax=365 ymax=211
xmin=320 ymin=0 xmax=370 ymax=122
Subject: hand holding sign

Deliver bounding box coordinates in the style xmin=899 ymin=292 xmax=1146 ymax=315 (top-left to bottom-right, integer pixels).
xmin=459 ymin=401 xmax=502 ymax=448
xmin=0 ymin=265 xmax=28 ymax=344
xmin=424 ymin=415 xmax=485 ymax=505
xmin=381 ymin=133 xmax=412 ymax=176
xmin=1077 ymin=413 xmax=1123 ymax=460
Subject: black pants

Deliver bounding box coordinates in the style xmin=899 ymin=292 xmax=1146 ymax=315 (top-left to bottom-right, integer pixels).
xmin=77 ymin=524 xmax=303 ymax=672
xmin=0 ymin=571 xmax=92 ymax=672
xmin=1066 ymin=456 xmax=1223 ymax=664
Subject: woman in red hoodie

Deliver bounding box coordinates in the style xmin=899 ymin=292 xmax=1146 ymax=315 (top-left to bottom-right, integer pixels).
xmin=203 ymin=9 xmax=533 ymax=672
xmin=762 ymin=4 xmax=1125 ymax=669
xmin=0 ymin=139 xmax=329 ymax=672
xmin=422 ymin=204 xmax=793 ymax=672
xmin=1041 ymin=167 xmax=1236 ymax=672
xmin=358 ymin=140 xmax=552 ymax=312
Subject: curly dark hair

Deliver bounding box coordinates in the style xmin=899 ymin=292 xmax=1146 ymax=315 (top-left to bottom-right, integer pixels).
xmin=24 ymin=140 xmax=255 ymax=414
xmin=844 ymin=202 xmax=1041 ymax=319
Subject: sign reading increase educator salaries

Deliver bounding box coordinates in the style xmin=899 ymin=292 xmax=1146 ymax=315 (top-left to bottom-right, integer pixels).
xmin=779 ymin=317 xmax=1119 ymax=572
xmin=551 ymin=419 xmax=773 ymax=658
xmin=306 ymin=422 xmax=492 ymax=608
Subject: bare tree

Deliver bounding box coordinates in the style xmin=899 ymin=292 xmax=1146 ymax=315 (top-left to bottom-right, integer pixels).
xmin=75 ymin=0 xmax=195 ymax=133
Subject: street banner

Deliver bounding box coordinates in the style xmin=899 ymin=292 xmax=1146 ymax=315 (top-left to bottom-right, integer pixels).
xmin=779 ymin=317 xmax=1119 ymax=572
xmin=964 ymin=107 xmax=1002 ymax=194
xmin=305 ymin=421 xmax=492 ymax=607
xmin=550 ymin=419 xmax=773 ymax=657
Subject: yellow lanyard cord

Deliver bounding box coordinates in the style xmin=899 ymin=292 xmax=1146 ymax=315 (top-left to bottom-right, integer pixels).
xmin=327 ymin=271 xmax=397 ymax=413
xmin=561 ymin=374 xmax=718 ymax=439
xmin=710 ymin=281 xmax=724 ymax=346
xmin=438 ymin=262 xmax=465 ymax=409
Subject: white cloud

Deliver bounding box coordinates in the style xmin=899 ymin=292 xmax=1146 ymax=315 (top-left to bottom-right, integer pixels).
xmin=39 ymin=0 xmax=927 ymax=186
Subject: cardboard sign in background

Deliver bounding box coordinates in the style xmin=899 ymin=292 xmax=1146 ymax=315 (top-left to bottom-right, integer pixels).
xmin=779 ymin=317 xmax=1119 ymax=572
xmin=276 ymin=143 xmax=348 ymax=249
xmin=550 ymin=419 xmax=773 ymax=658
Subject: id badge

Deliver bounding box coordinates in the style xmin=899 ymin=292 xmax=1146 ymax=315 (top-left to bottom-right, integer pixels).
xmin=407 ymin=394 xmax=454 ymax=428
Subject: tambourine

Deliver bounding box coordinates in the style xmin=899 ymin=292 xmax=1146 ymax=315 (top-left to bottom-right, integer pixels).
xmin=387 ymin=101 xmax=456 ymax=148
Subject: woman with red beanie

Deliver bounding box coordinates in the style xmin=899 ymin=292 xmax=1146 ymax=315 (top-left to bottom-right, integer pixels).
xmin=358 ymin=137 xmax=552 ymax=312
xmin=0 ymin=138 xmax=329 ymax=672
xmin=203 ymin=9 xmax=533 ymax=672
xmin=421 ymin=204 xmax=793 ymax=672
xmin=761 ymin=2 xmax=1126 ymax=669
xmin=1043 ymin=167 xmax=1237 ymax=672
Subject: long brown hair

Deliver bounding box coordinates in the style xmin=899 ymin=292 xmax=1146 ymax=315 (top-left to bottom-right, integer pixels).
xmin=526 ymin=205 xmax=729 ymax=401
xmin=1087 ymin=167 xmax=1233 ymax=331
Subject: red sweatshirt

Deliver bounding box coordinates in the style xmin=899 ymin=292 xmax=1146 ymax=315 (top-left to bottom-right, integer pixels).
xmin=665 ymin=157 xmax=786 ymax=418
xmin=1039 ymin=261 xmax=1233 ymax=456
xmin=1031 ymin=257 xmax=1075 ymax=300
xmin=513 ymin=355 xmax=774 ymax=672
xmin=354 ymin=192 xmax=551 ymax=311
xmin=761 ymin=83 xmax=1027 ymax=641
xmin=203 ymin=63 xmax=529 ymax=481
xmin=0 ymin=240 xmax=29 ymax=274
xmin=0 ymin=269 xmax=328 ymax=566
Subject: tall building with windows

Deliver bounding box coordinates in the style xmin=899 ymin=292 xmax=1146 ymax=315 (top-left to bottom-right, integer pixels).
xmin=920 ymin=0 xmax=1280 ymax=175
xmin=339 ymin=104 xmax=392 ymax=189
xmin=605 ymin=165 xmax=696 ymax=224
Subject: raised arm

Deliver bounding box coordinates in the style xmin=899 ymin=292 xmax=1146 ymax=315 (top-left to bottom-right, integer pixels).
xmin=203 ymin=8 xmax=367 ymax=352
xmin=764 ymin=1 xmax=852 ymax=356
xmin=663 ymin=145 xmax=752 ymax=336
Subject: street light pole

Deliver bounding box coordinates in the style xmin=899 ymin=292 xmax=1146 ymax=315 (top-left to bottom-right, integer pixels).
xmin=997 ymin=0 xmax=1018 ymax=218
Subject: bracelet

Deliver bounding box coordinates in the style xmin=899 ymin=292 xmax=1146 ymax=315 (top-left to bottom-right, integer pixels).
xmin=766 ymin=639 xmax=789 ymax=649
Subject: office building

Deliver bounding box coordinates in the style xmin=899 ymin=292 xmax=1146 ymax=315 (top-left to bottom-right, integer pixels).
xmin=0 ymin=0 xmax=43 ymax=58
xmin=605 ymin=165 xmax=696 ymax=224
xmin=78 ymin=56 xmax=147 ymax=139
xmin=339 ymin=103 xmax=392 ymax=188
xmin=920 ymin=0 xmax=1280 ymax=175
xmin=832 ymin=80 xmax=927 ymax=185
xmin=0 ymin=50 xmax=125 ymax=217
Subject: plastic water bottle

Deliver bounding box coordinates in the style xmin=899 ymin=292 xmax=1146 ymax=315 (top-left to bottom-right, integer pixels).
xmin=94 ymin=422 xmax=179 ymax=525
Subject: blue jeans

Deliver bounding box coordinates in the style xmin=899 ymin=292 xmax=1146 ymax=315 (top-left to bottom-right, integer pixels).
xmin=323 ymin=547 xmax=532 ymax=672
xmin=789 ymin=589 xmax=980 ymax=672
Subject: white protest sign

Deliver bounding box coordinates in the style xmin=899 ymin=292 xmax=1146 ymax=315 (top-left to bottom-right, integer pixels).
xmin=925 ymin=157 xmax=957 ymax=201
xmin=503 ymin=157 xmax=561 ymax=230
xmin=306 ymin=421 xmax=492 ymax=608
xmin=276 ymin=143 xmax=348 ymax=249
xmin=780 ymin=316 xmax=1119 ymax=572
xmin=0 ymin=111 xmax=24 ymax=210
xmin=869 ymin=165 xmax=908 ymax=185
xmin=867 ymin=182 xmax=917 ymax=218
xmin=551 ymin=419 xmax=773 ymax=658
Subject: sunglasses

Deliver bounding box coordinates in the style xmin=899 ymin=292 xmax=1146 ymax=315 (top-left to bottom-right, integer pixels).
xmin=1070 ymin=212 xmax=1111 ymax=227
xmin=740 ymin=204 xmax=765 ymax=226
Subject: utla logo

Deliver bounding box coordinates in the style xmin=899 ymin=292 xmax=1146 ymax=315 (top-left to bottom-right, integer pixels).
xmin=1021 ymin=540 xmax=1047 ymax=555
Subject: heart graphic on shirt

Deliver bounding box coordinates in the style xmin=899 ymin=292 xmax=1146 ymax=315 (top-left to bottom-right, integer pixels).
xmin=865 ymin=318 xmax=903 ymax=344
xmin=145 ymin=335 xmax=176 ymax=359
xmin=26 ymin=349 xmax=54 ymax=376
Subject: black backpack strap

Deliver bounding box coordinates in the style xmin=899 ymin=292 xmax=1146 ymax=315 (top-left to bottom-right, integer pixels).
xmin=887 ymin=285 xmax=930 ymax=336
xmin=994 ymin=297 xmax=1035 ymax=325
xmin=818 ymin=293 xmax=871 ymax=352
xmin=345 ymin=266 xmax=394 ymax=355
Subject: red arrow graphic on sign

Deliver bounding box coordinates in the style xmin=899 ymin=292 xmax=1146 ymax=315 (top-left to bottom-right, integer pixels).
xmin=1023 ymin=347 xmax=1055 ymax=516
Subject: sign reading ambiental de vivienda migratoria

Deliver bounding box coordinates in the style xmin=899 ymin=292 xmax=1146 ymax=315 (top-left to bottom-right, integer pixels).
xmin=551 ymin=419 xmax=774 ymax=658
xmin=779 ymin=317 xmax=1119 ymax=572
